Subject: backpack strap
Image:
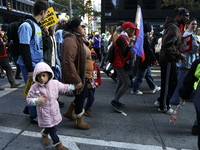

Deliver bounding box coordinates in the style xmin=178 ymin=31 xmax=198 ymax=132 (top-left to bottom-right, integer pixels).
xmin=24 ymin=20 xmax=35 ymax=40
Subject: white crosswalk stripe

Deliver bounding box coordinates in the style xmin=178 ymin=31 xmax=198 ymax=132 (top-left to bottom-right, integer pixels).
xmin=0 ymin=126 xmax=191 ymax=150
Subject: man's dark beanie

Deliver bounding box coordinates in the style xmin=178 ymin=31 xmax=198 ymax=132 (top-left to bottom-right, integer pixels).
xmin=175 ymin=8 xmax=189 ymax=16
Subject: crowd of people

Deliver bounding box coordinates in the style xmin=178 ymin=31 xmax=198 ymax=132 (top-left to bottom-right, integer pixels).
xmin=1 ymin=0 xmax=200 ymax=149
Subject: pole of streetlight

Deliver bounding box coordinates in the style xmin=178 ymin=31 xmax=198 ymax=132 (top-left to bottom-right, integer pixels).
xmin=69 ymin=0 xmax=72 ymax=18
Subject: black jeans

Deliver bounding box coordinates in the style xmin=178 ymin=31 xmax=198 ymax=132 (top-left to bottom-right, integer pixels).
xmin=196 ymin=107 xmax=200 ymax=149
xmin=43 ymin=126 xmax=59 ymax=145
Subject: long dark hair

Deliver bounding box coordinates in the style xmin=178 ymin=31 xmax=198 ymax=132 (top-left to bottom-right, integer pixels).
xmin=65 ymin=18 xmax=82 ymax=33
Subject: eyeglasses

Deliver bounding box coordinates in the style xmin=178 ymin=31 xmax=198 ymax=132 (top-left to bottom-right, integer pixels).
xmin=192 ymin=23 xmax=197 ymax=25
xmin=81 ymin=25 xmax=86 ymax=29
xmin=184 ymin=14 xmax=190 ymax=18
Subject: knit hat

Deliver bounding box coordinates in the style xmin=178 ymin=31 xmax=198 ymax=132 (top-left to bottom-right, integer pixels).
xmin=122 ymin=22 xmax=137 ymax=29
xmin=91 ymin=51 xmax=97 ymax=59
xmin=95 ymin=32 xmax=99 ymax=35
xmin=175 ymin=8 xmax=189 ymax=16
xmin=59 ymin=17 xmax=68 ymax=23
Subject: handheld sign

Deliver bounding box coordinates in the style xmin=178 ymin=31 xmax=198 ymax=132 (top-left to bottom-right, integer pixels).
xmin=181 ymin=34 xmax=192 ymax=53
xmin=40 ymin=7 xmax=59 ymax=28
xmin=23 ymin=78 xmax=34 ymax=97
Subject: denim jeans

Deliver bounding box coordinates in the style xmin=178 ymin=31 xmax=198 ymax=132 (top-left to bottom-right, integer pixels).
xmin=132 ymin=66 xmax=157 ymax=92
xmin=85 ymin=89 xmax=95 ymax=110
xmin=43 ymin=126 xmax=60 ymax=145
xmin=20 ymin=65 xmax=37 ymax=118
xmin=170 ymin=68 xmax=189 ymax=104
xmin=100 ymin=53 xmax=106 ymax=68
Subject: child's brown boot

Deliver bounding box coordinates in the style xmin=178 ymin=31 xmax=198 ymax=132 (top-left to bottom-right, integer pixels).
xmin=55 ymin=142 xmax=69 ymax=150
xmin=41 ymin=129 xmax=50 ymax=146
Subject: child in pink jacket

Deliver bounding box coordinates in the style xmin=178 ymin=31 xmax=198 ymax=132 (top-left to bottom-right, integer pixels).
xmin=26 ymin=62 xmax=75 ymax=150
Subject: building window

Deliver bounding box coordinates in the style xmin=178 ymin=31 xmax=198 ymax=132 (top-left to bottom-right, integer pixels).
xmin=13 ymin=0 xmax=16 ymax=10
xmin=142 ymin=0 xmax=157 ymax=9
xmin=123 ymin=0 xmax=137 ymax=10
xmin=29 ymin=6 xmax=33 ymax=13
xmin=21 ymin=4 xmax=25 ymax=12
xmin=17 ymin=2 xmax=21 ymax=11
xmin=105 ymin=0 xmax=119 ymax=10
xmin=2 ymin=0 xmax=6 ymax=7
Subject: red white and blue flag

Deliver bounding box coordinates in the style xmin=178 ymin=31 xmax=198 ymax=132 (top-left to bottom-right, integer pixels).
xmin=132 ymin=5 xmax=145 ymax=61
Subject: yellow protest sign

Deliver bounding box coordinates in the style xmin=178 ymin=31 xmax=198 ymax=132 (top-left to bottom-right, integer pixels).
xmin=40 ymin=7 xmax=59 ymax=28
xmin=23 ymin=78 xmax=34 ymax=97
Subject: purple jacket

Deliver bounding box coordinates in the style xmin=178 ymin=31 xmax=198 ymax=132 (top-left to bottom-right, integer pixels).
xmin=93 ymin=36 xmax=101 ymax=48
xmin=26 ymin=62 xmax=74 ymax=128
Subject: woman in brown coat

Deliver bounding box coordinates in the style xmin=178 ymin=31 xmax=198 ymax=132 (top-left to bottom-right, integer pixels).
xmin=61 ymin=18 xmax=93 ymax=130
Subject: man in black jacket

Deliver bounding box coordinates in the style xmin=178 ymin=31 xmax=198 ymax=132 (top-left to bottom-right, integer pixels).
xmin=155 ymin=8 xmax=189 ymax=114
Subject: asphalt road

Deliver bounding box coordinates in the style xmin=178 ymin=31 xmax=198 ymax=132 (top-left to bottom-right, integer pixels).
xmin=0 ymin=65 xmax=197 ymax=150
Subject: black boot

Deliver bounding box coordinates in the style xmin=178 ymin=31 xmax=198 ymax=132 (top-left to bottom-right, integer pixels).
xmin=30 ymin=116 xmax=38 ymax=124
xmin=23 ymin=106 xmax=29 ymax=115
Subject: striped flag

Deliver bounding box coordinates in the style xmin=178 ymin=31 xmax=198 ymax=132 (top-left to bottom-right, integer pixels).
xmin=132 ymin=5 xmax=145 ymax=61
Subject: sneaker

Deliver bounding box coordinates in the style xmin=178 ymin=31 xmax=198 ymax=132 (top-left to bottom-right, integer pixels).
xmin=0 ymin=87 xmax=4 ymax=91
xmin=150 ymin=86 xmax=161 ymax=93
xmin=131 ymin=90 xmax=143 ymax=95
xmin=0 ymin=74 xmax=6 ymax=78
xmin=158 ymin=108 xmax=173 ymax=115
xmin=154 ymin=100 xmax=160 ymax=107
xmin=10 ymin=83 xmax=21 ymax=88
xmin=15 ymin=76 xmax=23 ymax=80
xmin=85 ymin=109 xmax=93 ymax=117
xmin=117 ymin=102 xmax=126 ymax=108
xmin=110 ymin=100 xmax=123 ymax=113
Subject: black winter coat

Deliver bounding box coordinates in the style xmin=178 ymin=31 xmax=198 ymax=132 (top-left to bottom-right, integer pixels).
xmin=137 ymin=33 xmax=156 ymax=69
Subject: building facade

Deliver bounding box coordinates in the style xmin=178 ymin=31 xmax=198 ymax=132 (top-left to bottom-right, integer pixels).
xmin=0 ymin=0 xmax=67 ymax=28
xmin=101 ymin=0 xmax=200 ymax=33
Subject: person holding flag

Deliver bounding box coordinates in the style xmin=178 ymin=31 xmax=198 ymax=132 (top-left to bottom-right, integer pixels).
xmin=132 ymin=5 xmax=145 ymax=62
xmin=131 ymin=22 xmax=160 ymax=95
xmin=110 ymin=22 xmax=136 ymax=113
xmin=155 ymin=8 xmax=189 ymax=114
